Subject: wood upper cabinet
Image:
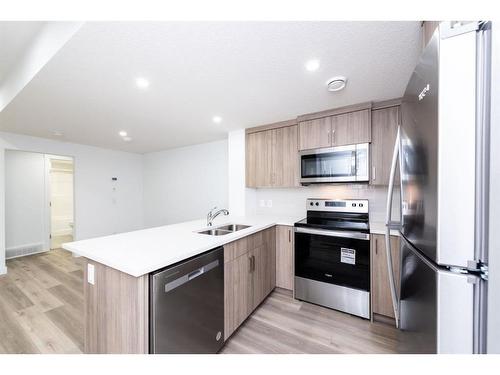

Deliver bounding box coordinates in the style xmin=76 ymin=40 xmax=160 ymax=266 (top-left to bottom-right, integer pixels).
xmin=246 ymin=130 xmax=273 ymax=187
xmin=298 ymin=117 xmax=332 ymax=150
xmin=331 ymin=109 xmax=371 ymax=146
xmin=275 ymin=225 xmax=294 ymax=290
xmin=370 ymin=106 xmax=400 ymax=185
xmin=224 ymin=227 xmax=276 ymax=340
xmin=298 ymin=109 xmax=371 ymax=150
xmin=273 ymin=125 xmax=299 ymax=187
xmin=371 ymin=233 xmax=400 ymax=320
xmin=246 ymin=125 xmax=299 ymax=188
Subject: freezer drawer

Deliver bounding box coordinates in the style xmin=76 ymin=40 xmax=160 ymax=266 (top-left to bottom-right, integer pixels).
xmin=150 ymin=247 xmax=224 ymax=354
xmin=399 ymin=237 xmax=482 ymax=354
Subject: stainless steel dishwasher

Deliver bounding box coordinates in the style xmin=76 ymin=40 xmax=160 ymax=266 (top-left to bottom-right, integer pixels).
xmin=150 ymin=246 xmax=224 ymax=353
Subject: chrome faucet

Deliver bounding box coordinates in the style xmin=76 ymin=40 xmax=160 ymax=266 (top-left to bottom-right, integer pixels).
xmin=207 ymin=207 xmax=229 ymax=226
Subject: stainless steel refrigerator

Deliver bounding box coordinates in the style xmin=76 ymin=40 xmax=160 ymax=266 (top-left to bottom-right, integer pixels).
xmin=384 ymin=21 xmax=491 ymax=353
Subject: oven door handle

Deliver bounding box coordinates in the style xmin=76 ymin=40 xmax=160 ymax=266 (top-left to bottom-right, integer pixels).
xmin=295 ymin=227 xmax=370 ymax=241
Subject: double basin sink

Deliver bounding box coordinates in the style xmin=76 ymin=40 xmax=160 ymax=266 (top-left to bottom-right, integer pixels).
xmin=197 ymin=223 xmax=250 ymax=236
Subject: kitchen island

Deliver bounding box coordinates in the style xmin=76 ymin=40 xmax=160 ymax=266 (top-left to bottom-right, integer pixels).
xmin=63 ymin=215 xmax=300 ymax=354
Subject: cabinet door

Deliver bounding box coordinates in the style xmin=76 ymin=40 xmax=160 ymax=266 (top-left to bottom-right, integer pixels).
xmin=370 ymin=106 xmax=400 ymax=185
xmin=273 ymin=125 xmax=299 ymax=187
xmin=246 ymin=130 xmax=273 ymax=187
xmin=331 ymin=109 xmax=371 ymax=146
xmin=224 ymin=253 xmax=252 ymax=340
xmin=275 ymin=225 xmax=294 ymax=290
xmin=250 ymin=229 xmax=276 ymax=310
xmin=262 ymin=227 xmax=276 ymax=296
xmin=250 ymin=246 xmax=265 ymax=311
xmin=298 ymin=117 xmax=332 ymax=150
xmin=371 ymin=234 xmax=400 ymax=319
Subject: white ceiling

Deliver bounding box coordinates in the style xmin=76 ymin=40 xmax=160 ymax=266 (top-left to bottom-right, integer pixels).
xmin=0 ymin=22 xmax=422 ymax=153
xmin=0 ymin=21 xmax=47 ymax=85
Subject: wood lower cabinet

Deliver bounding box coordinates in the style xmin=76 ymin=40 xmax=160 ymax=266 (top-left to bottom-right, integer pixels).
xmin=224 ymin=227 xmax=276 ymax=340
xmin=275 ymin=225 xmax=294 ymax=290
xmin=83 ymin=258 xmax=149 ymax=354
xmin=246 ymin=125 xmax=299 ymax=188
xmin=371 ymin=233 xmax=400 ymax=321
xmin=370 ymin=106 xmax=400 ymax=185
xmin=224 ymin=252 xmax=252 ymax=339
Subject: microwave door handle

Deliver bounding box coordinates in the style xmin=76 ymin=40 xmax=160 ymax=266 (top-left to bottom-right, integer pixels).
xmin=385 ymin=125 xmax=402 ymax=328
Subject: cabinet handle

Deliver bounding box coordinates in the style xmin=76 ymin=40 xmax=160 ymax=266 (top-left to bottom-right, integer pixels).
xmin=249 ymin=255 xmax=253 ymax=272
xmin=331 ymin=129 xmax=335 ymax=144
xmin=252 ymin=255 xmax=256 ymax=272
xmin=372 ymin=166 xmax=376 ymax=181
xmin=288 ymin=229 xmax=291 ymax=243
xmin=375 ymin=237 xmax=378 ymax=255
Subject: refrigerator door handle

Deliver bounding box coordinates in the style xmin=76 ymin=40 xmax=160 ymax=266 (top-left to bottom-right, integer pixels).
xmin=385 ymin=125 xmax=401 ymax=327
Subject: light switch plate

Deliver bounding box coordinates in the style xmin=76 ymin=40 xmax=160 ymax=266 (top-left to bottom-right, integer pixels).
xmin=266 ymin=199 xmax=273 ymax=208
xmin=87 ymin=263 xmax=95 ymax=285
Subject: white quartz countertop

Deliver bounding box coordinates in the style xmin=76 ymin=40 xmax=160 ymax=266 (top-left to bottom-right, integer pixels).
xmin=63 ymin=214 xmax=302 ymax=277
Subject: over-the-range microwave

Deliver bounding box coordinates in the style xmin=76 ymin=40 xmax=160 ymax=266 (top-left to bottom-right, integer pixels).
xmin=299 ymin=143 xmax=369 ymax=184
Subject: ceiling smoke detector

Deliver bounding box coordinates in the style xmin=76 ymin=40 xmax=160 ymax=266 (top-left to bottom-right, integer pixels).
xmin=326 ymin=76 xmax=347 ymax=92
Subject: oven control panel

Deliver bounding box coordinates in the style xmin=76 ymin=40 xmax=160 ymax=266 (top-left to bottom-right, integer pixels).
xmin=306 ymin=199 xmax=369 ymax=214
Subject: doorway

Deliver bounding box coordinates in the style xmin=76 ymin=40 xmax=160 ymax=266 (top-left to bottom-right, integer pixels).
xmin=47 ymin=155 xmax=74 ymax=249
xmin=4 ymin=150 xmax=74 ymax=259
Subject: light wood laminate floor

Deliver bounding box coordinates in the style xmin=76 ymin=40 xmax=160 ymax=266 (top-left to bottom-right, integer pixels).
xmin=0 ymin=249 xmax=398 ymax=354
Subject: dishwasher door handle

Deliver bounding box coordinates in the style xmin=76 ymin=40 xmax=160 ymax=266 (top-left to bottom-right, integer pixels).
xmin=164 ymin=259 xmax=219 ymax=293
xmin=188 ymin=267 xmax=204 ymax=280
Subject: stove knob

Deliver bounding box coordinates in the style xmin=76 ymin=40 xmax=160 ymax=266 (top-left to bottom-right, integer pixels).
xmin=359 ymin=203 xmax=363 ymax=207
xmin=352 ymin=203 xmax=356 ymax=207
xmin=315 ymin=202 xmax=319 ymax=206
xmin=310 ymin=202 xmax=314 ymax=206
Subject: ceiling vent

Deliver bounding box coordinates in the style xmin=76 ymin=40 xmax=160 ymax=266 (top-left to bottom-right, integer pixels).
xmin=326 ymin=76 xmax=347 ymax=92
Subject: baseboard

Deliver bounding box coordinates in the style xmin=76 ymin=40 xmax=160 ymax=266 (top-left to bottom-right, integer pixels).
xmin=6 ymin=242 xmax=46 ymax=259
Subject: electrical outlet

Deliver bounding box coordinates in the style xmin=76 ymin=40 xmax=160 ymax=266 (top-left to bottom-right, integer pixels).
xmin=87 ymin=263 xmax=95 ymax=285
xmin=259 ymin=199 xmax=266 ymax=207
xmin=267 ymin=199 xmax=273 ymax=208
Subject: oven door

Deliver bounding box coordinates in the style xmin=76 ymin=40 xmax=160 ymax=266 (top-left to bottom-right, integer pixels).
xmin=294 ymin=227 xmax=371 ymax=318
xmin=299 ymin=143 xmax=369 ymax=184
xmin=294 ymin=227 xmax=370 ymax=291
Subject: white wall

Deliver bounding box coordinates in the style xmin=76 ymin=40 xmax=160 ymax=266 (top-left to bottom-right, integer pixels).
xmin=143 ymin=139 xmax=228 ymax=227
xmin=228 ymin=129 xmax=256 ymax=217
xmin=5 ymin=151 xmax=46 ymax=253
xmin=0 ymin=131 xmax=144 ymax=274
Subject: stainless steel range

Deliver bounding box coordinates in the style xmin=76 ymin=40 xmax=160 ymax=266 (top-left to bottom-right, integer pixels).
xmin=294 ymin=198 xmax=370 ymax=319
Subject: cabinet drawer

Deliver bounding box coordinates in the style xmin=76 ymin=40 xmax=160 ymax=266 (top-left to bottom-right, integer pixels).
xmin=224 ymin=237 xmax=249 ymax=263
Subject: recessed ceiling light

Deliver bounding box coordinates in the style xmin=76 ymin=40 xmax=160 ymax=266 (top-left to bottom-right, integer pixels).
xmin=119 ymin=131 xmax=128 ymax=137
xmin=123 ymin=136 xmax=132 ymax=142
xmin=326 ymin=76 xmax=347 ymax=92
xmin=135 ymin=77 xmax=150 ymax=89
xmin=305 ymin=59 xmax=320 ymax=72
xmin=212 ymin=116 xmax=222 ymax=124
